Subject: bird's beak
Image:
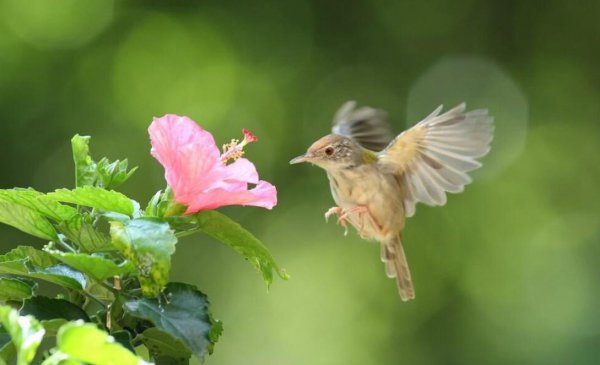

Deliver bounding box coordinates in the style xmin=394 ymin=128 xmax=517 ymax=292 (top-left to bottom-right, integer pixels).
xmin=289 ymin=152 xmax=313 ymax=164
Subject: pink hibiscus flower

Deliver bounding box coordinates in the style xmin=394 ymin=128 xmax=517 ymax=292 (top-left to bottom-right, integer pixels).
xmin=148 ymin=115 xmax=277 ymax=214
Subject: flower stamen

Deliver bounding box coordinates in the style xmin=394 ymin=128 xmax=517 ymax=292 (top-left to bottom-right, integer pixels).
xmin=221 ymin=129 xmax=258 ymax=163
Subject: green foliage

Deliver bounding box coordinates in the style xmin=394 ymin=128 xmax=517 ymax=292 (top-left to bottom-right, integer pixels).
xmin=0 ymin=201 xmax=58 ymax=241
xmin=0 ymin=189 xmax=78 ymax=222
xmin=48 ymin=187 xmax=135 ymax=217
xmin=0 ymin=247 xmax=86 ymax=290
xmin=0 ymin=278 xmax=35 ymax=301
xmin=124 ymin=283 xmax=222 ymax=362
xmin=21 ymin=297 xmax=90 ymax=322
xmin=58 ymin=215 xmax=113 ymax=252
xmin=194 ymin=210 xmax=289 ymax=286
xmin=47 ymin=321 xmax=149 ymax=365
xmin=0 ymin=306 xmax=45 ymax=365
xmin=110 ymin=218 xmax=176 ymax=297
xmin=139 ymin=328 xmax=191 ymax=365
xmin=47 ymin=250 xmax=136 ymax=282
xmin=71 ymin=135 xmax=138 ymax=190
xmin=0 ymin=134 xmax=285 ymax=364
xmin=71 ymin=135 xmax=98 ymax=188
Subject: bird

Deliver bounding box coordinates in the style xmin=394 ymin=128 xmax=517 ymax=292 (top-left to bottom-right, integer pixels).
xmin=289 ymin=101 xmax=494 ymax=301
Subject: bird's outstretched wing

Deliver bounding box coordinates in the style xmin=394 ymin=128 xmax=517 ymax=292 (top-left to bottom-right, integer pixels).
xmin=377 ymin=103 xmax=494 ymax=217
xmin=332 ymin=101 xmax=393 ymax=151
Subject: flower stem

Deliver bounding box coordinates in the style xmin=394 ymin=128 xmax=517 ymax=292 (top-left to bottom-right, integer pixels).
xmin=175 ymin=226 xmax=204 ymax=239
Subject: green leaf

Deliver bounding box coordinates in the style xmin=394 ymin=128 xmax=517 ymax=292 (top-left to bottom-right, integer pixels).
xmin=0 ymin=278 xmax=35 ymax=301
xmin=40 ymin=353 xmax=82 ymax=365
xmin=0 ymin=248 xmax=85 ymax=291
xmin=20 ymin=297 xmax=90 ymax=322
xmin=123 ymin=282 xmax=221 ymax=362
xmin=54 ymin=321 xmax=149 ymax=365
xmin=110 ymin=218 xmax=176 ymax=297
xmin=46 ymin=249 xmax=136 ymax=282
xmin=0 ymin=305 xmax=45 ymax=365
xmin=194 ymin=210 xmax=288 ymax=286
xmin=0 ymin=329 xmax=15 ymax=364
xmin=0 ymin=189 xmax=78 ymax=222
xmin=139 ymin=328 xmax=191 ymax=365
xmin=110 ymin=330 xmax=135 ymax=353
xmin=0 ymin=201 xmax=58 ymax=241
xmin=48 ymin=187 xmax=134 ymax=217
xmin=39 ymin=319 xmax=68 ymax=337
xmin=58 ymin=215 xmax=112 ymax=252
xmin=1 ymin=246 xmax=57 ymax=268
xmin=29 ymin=265 xmax=86 ymax=291
xmin=96 ymin=158 xmax=138 ymax=190
xmin=71 ymin=135 xmax=97 ymax=188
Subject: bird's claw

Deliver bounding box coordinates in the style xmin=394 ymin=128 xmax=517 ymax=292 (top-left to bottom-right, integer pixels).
xmin=325 ymin=206 xmax=369 ymax=236
xmin=339 ymin=206 xmax=368 ymax=222
xmin=324 ymin=207 xmax=342 ymax=222
xmin=325 ymin=207 xmax=349 ymax=235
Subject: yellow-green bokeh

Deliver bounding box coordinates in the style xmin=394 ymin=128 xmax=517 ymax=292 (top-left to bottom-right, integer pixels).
xmin=0 ymin=1 xmax=599 ymax=364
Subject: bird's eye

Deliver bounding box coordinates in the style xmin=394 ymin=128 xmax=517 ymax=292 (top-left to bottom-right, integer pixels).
xmin=325 ymin=147 xmax=334 ymax=156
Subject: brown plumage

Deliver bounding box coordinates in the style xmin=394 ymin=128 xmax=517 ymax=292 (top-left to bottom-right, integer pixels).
xmin=290 ymin=101 xmax=494 ymax=301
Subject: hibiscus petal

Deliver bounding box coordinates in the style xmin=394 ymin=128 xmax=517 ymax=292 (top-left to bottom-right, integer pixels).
xmin=185 ymin=180 xmax=277 ymax=213
xmin=150 ymin=115 xmax=219 ymax=157
xmin=149 ymin=115 xmax=225 ymax=202
xmin=222 ymin=158 xmax=259 ymax=184
xmin=149 ymin=114 xmax=278 ymax=213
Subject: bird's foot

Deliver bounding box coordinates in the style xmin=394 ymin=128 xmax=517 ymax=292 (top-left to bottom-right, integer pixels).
xmin=338 ymin=206 xmax=368 ymax=222
xmin=339 ymin=206 xmax=369 ymax=237
xmin=324 ymin=206 xmax=343 ymax=222
xmin=324 ymin=206 xmax=349 ymax=236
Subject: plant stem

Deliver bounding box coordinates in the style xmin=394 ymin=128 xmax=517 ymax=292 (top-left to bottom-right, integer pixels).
xmin=175 ymin=226 xmax=203 ymax=239
xmin=56 ymin=234 xmax=77 ymax=253
xmin=81 ymin=290 xmax=106 ymax=308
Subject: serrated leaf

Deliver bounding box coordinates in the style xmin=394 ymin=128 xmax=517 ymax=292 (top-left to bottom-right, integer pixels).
xmin=54 ymin=321 xmax=149 ymax=365
xmin=48 ymin=187 xmax=134 ymax=217
xmin=46 ymin=250 xmax=136 ymax=282
xmin=140 ymin=328 xmax=190 ymax=365
xmin=194 ymin=210 xmax=288 ymax=286
xmin=0 ymin=201 xmax=57 ymax=241
xmin=97 ymin=158 xmax=138 ymax=190
xmin=0 ymin=305 xmax=45 ymax=365
xmin=0 ymin=249 xmax=85 ymax=291
xmin=110 ymin=218 xmax=176 ymax=297
xmin=20 ymin=297 xmax=90 ymax=323
xmin=0 ymin=278 xmax=34 ymax=301
xmin=58 ymin=215 xmax=112 ymax=252
xmin=0 ymin=189 xmax=78 ymax=222
xmin=1 ymin=246 xmax=58 ymax=268
xmin=123 ymin=283 xmax=221 ymax=362
xmin=71 ymin=135 xmax=97 ymax=188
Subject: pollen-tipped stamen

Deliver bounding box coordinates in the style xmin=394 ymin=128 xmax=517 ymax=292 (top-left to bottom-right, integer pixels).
xmin=221 ymin=129 xmax=259 ymax=163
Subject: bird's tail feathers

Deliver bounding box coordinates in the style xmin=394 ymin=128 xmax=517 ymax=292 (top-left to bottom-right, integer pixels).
xmin=381 ymin=235 xmax=415 ymax=301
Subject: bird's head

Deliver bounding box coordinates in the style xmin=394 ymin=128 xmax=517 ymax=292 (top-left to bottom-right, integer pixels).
xmin=289 ymin=134 xmax=364 ymax=170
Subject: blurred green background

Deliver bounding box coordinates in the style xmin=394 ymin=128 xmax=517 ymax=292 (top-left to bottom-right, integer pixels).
xmin=1 ymin=0 xmax=599 ymax=364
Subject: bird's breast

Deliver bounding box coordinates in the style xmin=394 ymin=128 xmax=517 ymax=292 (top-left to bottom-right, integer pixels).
xmin=327 ymin=165 xmax=405 ymax=240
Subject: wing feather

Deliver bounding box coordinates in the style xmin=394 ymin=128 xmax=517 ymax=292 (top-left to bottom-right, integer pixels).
xmin=378 ymin=103 xmax=494 ymax=217
xmin=332 ymin=101 xmax=394 ymax=151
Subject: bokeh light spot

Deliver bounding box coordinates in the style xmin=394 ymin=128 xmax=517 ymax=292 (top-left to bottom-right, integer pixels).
xmin=112 ymin=13 xmax=238 ymax=127
xmin=407 ymin=56 xmax=528 ymax=179
xmin=0 ymin=0 xmax=113 ymax=48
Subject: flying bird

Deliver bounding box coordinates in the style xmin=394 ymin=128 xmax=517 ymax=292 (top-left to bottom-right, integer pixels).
xmin=290 ymin=101 xmax=494 ymax=301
